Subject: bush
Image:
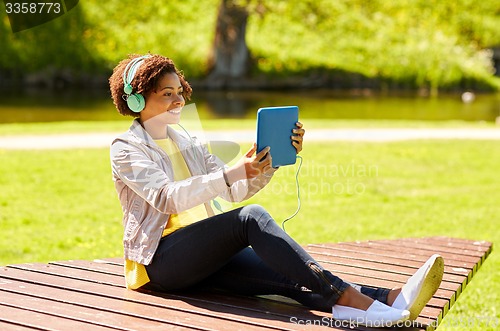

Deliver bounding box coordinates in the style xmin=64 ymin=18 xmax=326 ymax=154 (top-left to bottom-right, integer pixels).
xmin=0 ymin=0 xmax=499 ymax=90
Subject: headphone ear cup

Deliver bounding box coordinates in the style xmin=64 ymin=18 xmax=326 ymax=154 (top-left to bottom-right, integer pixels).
xmin=123 ymin=83 xmax=133 ymax=95
xmin=127 ymin=93 xmax=146 ymax=113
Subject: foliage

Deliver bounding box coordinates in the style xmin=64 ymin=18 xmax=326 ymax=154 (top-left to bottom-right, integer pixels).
xmin=0 ymin=0 xmax=219 ymax=76
xmin=0 ymin=0 xmax=499 ymax=90
xmin=0 ymin=4 xmax=101 ymax=74
xmin=79 ymin=0 xmax=219 ymax=77
xmin=246 ymin=0 xmax=500 ymax=91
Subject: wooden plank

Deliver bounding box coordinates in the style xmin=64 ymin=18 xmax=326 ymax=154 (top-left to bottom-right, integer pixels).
xmin=315 ymin=242 xmax=477 ymax=280
xmin=0 ymin=319 xmax=46 ymax=331
xmin=0 ymin=302 xmax=118 ymax=331
xmin=0 ymin=279 xmax=275 ymax=331
xmin=306 ymin=245 xmax=471 ymax=280
xmin=393 ymin=237 xmax=493 ymax=266
xmin=307 ymin=243 xmax=469 ymax=312
xmin=376 ymin=238 xmax=489 ymax=258
xmin=53 ymin=257 xmax=451 ymax=318
xmin=2 ymin=263 xmax=324 ymax=322
xmin=310 ymin=252 xmax=460 ymax=316
xmin=426 ymin=236 xmax=493 ymax=249
xmin=0 ymin=267 xmax=336 ymax=331
xmin=307 ymin=243 xmax=476 ymax=271
xmin=38 ymin=259 xmax=450 ymax=327
xmin=395 ymin=237 xmax=492 ymax=254
xmin=93 ymin=258 xmax=123 ymax=266
xmin=43 ymin=261 xmax=458 ymax=326
xmin=57 ymin=253 xmax=459 ymax=302
xmin=51 ymin=260 xmax=125 ymax=275
xmin=50 ymin=259 xmax=439 ymax=303
xmin=308 ymin=252 xmax=465 ymax=284
xmin=7 ymin=263 xmax=124 ymax=287
xmin=0 ymin=264 xmax=430 ymax=331
xmin=50 ymin=260 xmax=433 ymax=330
xmin=314 ymin=258 xmax=460 ymax=292
xmin=369 ymin=239 xmax=488 ymax=273
xmin=1 ymin=287 xmax=201 ymax=331
xmin=336 ymin=241 xmax=480 ymax=266
xmin=44 ymin=250 xmax=454 ymax=329
xmin=0 ymin=237 xmax=490 ymax=331
xmin=383 ymin=238 xmax=491 ymax=290
xmin=307 ymin=253 xmax=453 ymax=315
xmin=319 ymin=241 xmax=480 ymax=294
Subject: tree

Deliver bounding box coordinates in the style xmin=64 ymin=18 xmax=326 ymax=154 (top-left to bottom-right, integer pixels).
xmin=207 ymin=0 xmax=251 ymax=87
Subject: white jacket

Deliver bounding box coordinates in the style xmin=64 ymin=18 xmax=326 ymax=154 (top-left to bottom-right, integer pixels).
xmin=110 ymin=119 xmax=274 ymax=265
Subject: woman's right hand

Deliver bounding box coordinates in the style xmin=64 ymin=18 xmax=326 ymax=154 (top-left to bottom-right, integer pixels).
xmin=224 ymin=143 xmax=272 ymax=185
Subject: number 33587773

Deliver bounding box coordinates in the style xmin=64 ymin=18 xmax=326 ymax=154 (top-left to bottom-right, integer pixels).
xmin=5 ymin=2 xmax=61 ymax=14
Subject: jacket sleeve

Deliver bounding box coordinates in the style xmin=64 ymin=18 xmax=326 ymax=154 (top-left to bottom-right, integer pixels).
xmin=111 ymin=139 xmax=228 ymax=214
xmin=201 ymin=142 xmax=276 ymax=203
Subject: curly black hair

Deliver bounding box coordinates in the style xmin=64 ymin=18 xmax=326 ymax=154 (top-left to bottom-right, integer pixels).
xmin=109 ymin=54 xmax=192 ymax=117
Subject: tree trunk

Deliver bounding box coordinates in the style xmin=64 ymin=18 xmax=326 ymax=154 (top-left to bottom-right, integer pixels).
xmin=208 ymin=0 xmax=250 ymax=87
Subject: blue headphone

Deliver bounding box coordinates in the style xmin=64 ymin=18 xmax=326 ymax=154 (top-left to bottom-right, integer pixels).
xmin=122 ymin=55 xmax=151 ymax=112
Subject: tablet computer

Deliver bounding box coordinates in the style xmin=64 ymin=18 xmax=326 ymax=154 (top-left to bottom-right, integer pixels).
xmin=256 ymin=106 xmax=299 ymax=168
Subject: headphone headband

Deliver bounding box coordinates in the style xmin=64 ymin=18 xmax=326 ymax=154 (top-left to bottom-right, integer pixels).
xmin=122 ymin=55 xmax=151 ymax=113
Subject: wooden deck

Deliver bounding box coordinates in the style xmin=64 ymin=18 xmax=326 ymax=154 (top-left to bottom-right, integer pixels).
xmin=0 ymin=236 xmax=492 ymax=331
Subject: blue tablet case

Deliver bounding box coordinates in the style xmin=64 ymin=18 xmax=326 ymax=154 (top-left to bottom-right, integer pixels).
xmin=256 ymin=106 xmax=299 ymax=168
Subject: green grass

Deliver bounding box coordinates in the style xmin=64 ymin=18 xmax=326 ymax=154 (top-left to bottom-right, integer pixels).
xmin=0 ymin=139 xmax=498 ymax=330
xmin=0 ymin=148 xmax=123 ymax=263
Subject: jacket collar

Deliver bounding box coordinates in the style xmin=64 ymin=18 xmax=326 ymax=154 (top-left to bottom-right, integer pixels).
xmin=127 ymin=118 xmax=193 ymax=151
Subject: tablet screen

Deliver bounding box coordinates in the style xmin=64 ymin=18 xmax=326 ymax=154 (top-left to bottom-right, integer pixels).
xmin=256 ymin=106 xmax=299 ymax=168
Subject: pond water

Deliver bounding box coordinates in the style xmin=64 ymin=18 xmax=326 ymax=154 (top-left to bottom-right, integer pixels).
xmin=0 ymin=88 xmax=499 ymax=124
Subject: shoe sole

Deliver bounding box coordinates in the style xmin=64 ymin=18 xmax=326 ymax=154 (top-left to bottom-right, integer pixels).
xmin=408 ymin=255 xmax=444 ymax=320
xmin=333 ymin=301 xmax=410 ymax=328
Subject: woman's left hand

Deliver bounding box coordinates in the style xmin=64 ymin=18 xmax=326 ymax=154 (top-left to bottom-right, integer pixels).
xmin=292 ymin=122 xmax=305 ymax=154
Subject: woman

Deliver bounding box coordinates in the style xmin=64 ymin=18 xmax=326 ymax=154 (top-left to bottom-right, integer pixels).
xmin=109 ymin=54 xmax=444 ymax=327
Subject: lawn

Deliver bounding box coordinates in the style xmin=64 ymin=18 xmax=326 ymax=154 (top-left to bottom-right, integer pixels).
xmin=0 ymin=138 xmax=498 ymax=330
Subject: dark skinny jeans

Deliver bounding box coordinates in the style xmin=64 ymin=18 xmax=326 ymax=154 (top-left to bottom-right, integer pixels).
xmin=143 ymin=204 xmax=389 ymax=311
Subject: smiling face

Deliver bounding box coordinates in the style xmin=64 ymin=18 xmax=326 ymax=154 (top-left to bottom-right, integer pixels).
xmin=110 ymin=54 xmax=192 ymax=118
xmin=139 ymin=72 xmax=185 ymax=125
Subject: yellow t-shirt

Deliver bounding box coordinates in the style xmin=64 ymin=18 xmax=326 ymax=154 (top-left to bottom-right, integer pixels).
xmin=124 ymin=138 xmax=209 ymax=289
